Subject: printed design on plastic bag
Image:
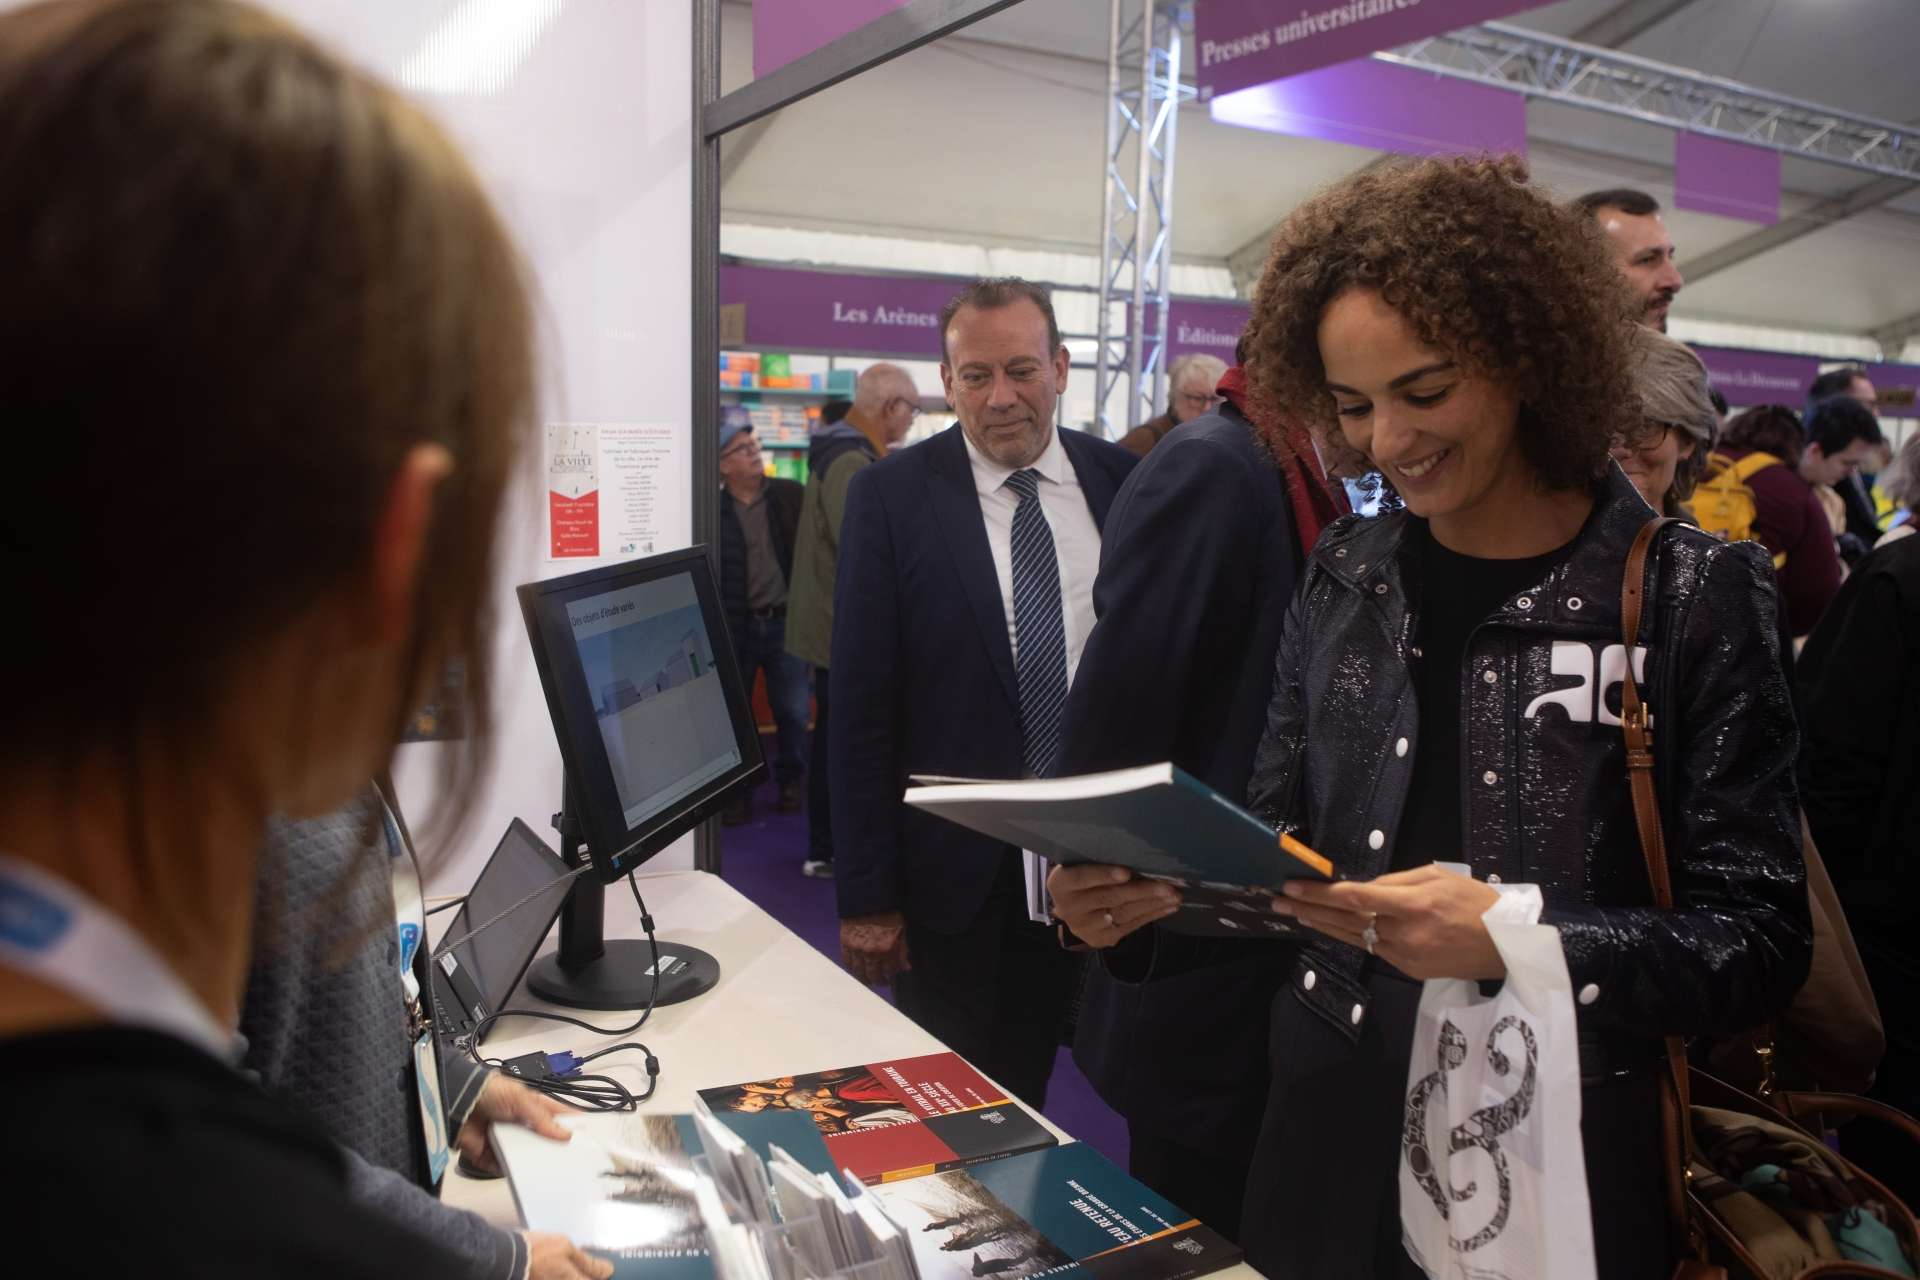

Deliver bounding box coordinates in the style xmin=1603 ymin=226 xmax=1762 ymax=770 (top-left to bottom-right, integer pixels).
xmin=1402 ymin=1015 xmax=1540 ymax=1253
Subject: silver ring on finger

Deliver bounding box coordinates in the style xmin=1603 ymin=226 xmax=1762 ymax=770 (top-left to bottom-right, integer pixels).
xmin=1361 ymin=913 xmax=1379 ymax=955
xmin=1103 ymin=909 xmax=1116 ymax=930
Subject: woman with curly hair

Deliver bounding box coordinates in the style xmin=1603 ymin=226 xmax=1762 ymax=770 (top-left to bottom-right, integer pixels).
xmin=1049 ymin=156 xmax=1810 ymax=1277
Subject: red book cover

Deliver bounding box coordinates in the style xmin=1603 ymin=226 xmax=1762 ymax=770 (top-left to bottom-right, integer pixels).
xmin=698 ymin=1051 xmax=1056 ymax=1185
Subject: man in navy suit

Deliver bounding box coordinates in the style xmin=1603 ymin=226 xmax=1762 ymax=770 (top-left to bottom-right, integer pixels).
xmin=828 ymin=278 xmax=1136 ymax=1108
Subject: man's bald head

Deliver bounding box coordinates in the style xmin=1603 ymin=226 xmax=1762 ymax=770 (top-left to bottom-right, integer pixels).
xmin=854 ymin=362 xmax=921 ymax=444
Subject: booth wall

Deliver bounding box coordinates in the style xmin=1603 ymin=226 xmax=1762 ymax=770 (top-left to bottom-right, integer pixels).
xmin=264 ymin=0 xmax=697 ymax=892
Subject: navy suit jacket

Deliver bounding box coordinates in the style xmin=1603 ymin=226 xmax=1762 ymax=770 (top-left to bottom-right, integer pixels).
xmin=1054 ymin=403 xmax=1305 ymax=1160
xmin=829 ymin=422 xmax=1137 ymax=932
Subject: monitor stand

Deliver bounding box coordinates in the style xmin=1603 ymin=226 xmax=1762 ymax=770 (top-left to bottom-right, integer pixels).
xmin=524 ymin=776 xmax=720 ymax=1011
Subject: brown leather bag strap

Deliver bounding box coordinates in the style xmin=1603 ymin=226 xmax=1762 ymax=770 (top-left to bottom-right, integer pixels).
xmin=1777 ymin=1091 xmax=1920 ymax=1146
xmin=1619 ymin=517 xmax=1711 ymax=1266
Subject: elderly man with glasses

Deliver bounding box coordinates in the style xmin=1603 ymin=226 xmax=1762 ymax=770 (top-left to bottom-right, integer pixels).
xmin=785 ymin=361 xmax=923 ymax=876
xmin=1119 ymin=353 xmax=1228 ymax=457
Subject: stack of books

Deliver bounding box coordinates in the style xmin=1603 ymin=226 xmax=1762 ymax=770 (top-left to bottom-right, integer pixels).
xmin=494 ymin=1049 xmax=1243 ymax=1280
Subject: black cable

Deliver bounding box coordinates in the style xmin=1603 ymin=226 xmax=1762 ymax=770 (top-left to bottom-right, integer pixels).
xmin=450 ymin=869 xmax=665 ymax=1111
xmin=424 ymin=897 xmax=466 ymax=917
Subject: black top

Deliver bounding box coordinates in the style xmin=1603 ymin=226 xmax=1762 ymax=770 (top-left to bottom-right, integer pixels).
xmin=1798 ymin=534 xmax=1920 ymax=959
xmin=5 ymin=1025 xmax=465 ymax=1277
xmin=1396 ymin=527 xmax=1573 ymax=872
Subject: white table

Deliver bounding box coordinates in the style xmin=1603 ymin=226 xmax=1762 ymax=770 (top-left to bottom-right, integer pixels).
xmin=439 ymin=870 xmax=1261 ymax=1280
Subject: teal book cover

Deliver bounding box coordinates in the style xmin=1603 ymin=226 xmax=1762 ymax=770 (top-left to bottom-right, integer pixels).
xmin=905 ymin=763 xmax=1330 ymax=938
xmin=865 ymin=1143 xmax=1242 ymax=1280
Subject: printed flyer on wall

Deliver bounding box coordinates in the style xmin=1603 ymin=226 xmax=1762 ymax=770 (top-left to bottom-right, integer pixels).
xmin=545 ymin=421 xmax=688 ymax=561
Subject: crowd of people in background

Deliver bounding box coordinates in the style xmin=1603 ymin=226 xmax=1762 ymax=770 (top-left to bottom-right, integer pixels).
xmin=5 ymin=3 xmax=1916 ymax=1278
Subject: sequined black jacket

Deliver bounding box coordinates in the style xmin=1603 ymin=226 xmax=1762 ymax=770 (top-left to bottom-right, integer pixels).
xmin=1248 ymin=467 xmax=1812 ymax=1060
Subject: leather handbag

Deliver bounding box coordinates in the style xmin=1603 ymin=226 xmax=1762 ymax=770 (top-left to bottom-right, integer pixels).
xmin=1618 ymin=517 xmax=1919 ymax=1280
xmin=1708 ymin=813 xmax=1885 ymax=1098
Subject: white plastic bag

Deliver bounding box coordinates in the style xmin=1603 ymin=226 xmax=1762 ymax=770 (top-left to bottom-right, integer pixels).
xmin=1399 ymin=876 xmax=1595 ymax=1280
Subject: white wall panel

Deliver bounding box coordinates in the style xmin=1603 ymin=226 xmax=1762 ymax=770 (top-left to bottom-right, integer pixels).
xmin=262 ymin=0 xmax=695 ymax=890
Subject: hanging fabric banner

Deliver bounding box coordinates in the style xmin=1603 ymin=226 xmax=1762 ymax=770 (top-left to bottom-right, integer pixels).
xmin=1209 ymin=58 xmax=1525 ymax=158
xmin=1165 ymin=300 xmax=1254 ymax=361
xmin=754 ymin=0 xmax=908 ymax=79
xmin=1674 ymin=134 xmax=1782 ymax=225
xmin=1194 ymin=0 xmax=1541 ymax=98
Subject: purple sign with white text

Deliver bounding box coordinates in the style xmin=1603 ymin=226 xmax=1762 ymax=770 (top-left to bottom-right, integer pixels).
xmin=1674 ymin=134 xmax=1781 ymax=226
xmin=1692 ymin=344 xmax=1819 ymax=408
xmin=1210 ymin=58 xmax=1525 ymax=158
xmin=1166 ymin=300 xmax=1253 ymax=361
xmin=754 ymin=0 xmax=907 ymax=80
xmin=720 ymin=264 xmax=953 ymax=359
xmin=1194 ymin=0 xmax=1543 ymax=97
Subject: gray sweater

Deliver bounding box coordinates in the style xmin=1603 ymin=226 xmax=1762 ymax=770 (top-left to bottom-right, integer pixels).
xmin=241 ymin=789 xmax=528 ymax=1280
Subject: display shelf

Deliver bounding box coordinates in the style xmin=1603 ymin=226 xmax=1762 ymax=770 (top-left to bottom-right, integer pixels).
xmin=718 ymin=385 xmax=847 ymax=397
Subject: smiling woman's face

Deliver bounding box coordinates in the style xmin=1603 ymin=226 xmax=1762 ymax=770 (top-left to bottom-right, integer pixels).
xmin=1318 ymin=288 xmax=1533 ymax=527
xmin=1611 ymin=423 xmax=1694 ymax=512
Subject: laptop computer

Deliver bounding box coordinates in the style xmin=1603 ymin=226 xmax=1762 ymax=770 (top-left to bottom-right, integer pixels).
xmin=430 ymin=817 xmax=574 ymax=1043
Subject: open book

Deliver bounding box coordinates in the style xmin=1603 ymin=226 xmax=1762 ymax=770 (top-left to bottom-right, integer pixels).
xmin=905 ymin=763 xmax=1330 ymax=939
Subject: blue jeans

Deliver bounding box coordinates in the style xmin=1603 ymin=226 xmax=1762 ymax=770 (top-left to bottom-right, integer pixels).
xmin=734 ymin=611 xmax=809 ymax=785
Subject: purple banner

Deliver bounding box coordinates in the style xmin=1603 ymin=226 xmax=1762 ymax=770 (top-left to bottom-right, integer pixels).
xmin=754 ymin=0 xmax=906 ymax=80
xmin=1674 ymin=134 xmax=1781 ymax=226
xmin=1195 ymin=0 xmax=1541 ymax=97
xmin=1862 ymin=361 xmax=1920 ymax=410
xmin=1692 ymin=344 xmax=1819 ymax=408
xmin=1167 ymin=300 xmax=1253 ymax=361
xmin=1209 ymin=58 xmax=1525 ymax=158
xmin=720 ymin=264 xmax=952 ymax=358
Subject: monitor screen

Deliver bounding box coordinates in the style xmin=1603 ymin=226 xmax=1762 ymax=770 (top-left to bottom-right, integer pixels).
xmin=441 ymin=819 xmax=574 ymax=1018
xmin=519 ymin=548 xmax=765 ymax=881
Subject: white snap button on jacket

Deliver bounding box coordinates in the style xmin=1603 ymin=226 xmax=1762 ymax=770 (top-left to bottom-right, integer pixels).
xmin=1578 ymin=984 xmax=1600 ymax=1006
xmin=1350 ymin=1004 xmax=1365 ymax=1026
xmin=1374 ymin=583 xmax=1388 ymax=595
xmin=1368 ymin=829 xmax=1385 ymax=850
xmin=1395 ymin=737 xmax=1409 ymax=757
xmin=1483 ymin=770 xmax=1499 ymax=786
xmin=1487 ymin=874 xmax=1502 ymax=885
xmin=1482 ymin=669 xmax=1498 ymax=685
xmin=1568 ymin=596 xmax=1584 ymax=611
xmin=1516 ymin=595 xmax=1533 ymax=610
xmin=1303 ymin=970 xmax=1317 ymax=991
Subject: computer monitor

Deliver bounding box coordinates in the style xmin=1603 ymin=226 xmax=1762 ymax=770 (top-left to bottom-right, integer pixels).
xmin=518 ymin=547 xmax=766 ymax=1009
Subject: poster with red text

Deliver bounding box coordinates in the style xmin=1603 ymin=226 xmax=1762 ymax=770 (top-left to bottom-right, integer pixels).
xmin=544 ymin=422 xmax=686 ymax=561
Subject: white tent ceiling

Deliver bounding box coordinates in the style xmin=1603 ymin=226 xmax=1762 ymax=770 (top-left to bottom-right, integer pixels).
xmin=720 ymin=0 xmax=1920 ymax=348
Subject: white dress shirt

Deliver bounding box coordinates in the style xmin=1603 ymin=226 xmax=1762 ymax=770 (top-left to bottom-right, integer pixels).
xmin=960 ymin=425 xmax=1103 ymax=686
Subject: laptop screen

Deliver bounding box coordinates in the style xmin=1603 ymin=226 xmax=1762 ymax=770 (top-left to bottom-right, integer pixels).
xmin=438 ymin=819 xmax=572 ymax=1022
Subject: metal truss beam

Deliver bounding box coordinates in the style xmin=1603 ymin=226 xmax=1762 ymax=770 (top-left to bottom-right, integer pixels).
xmin=1093 ymin=0 xmax=1193 ymax=438
xmin=1683 ymin=174 xmax=1913 ymax=285
xmin=1873 ymin=309 xmax=1920 ymax=359
xmin=1375 ymin=23 xmax=1920 ymax=183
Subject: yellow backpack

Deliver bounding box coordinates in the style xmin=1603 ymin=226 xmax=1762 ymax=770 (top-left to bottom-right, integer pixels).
xmin=1694 ymin=451 xmax=1788 ymax=568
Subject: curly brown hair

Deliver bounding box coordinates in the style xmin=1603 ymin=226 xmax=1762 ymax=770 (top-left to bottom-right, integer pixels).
xmin=1242 ymin=155 xmax=1639 ymax=490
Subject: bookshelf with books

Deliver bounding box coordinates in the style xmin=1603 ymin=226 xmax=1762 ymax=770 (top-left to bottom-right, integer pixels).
xmin=720 ymin=351 xmax=854 ymax=484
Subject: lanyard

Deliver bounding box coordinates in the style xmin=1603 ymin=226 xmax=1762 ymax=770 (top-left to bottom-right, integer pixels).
xmin=372 ymin=797 xmax=452 ymax=1184
xmin=380 ymin=798 xmax=425 ymax=1006
xmin=0 ymin=852 xmax=234 ymax=1061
